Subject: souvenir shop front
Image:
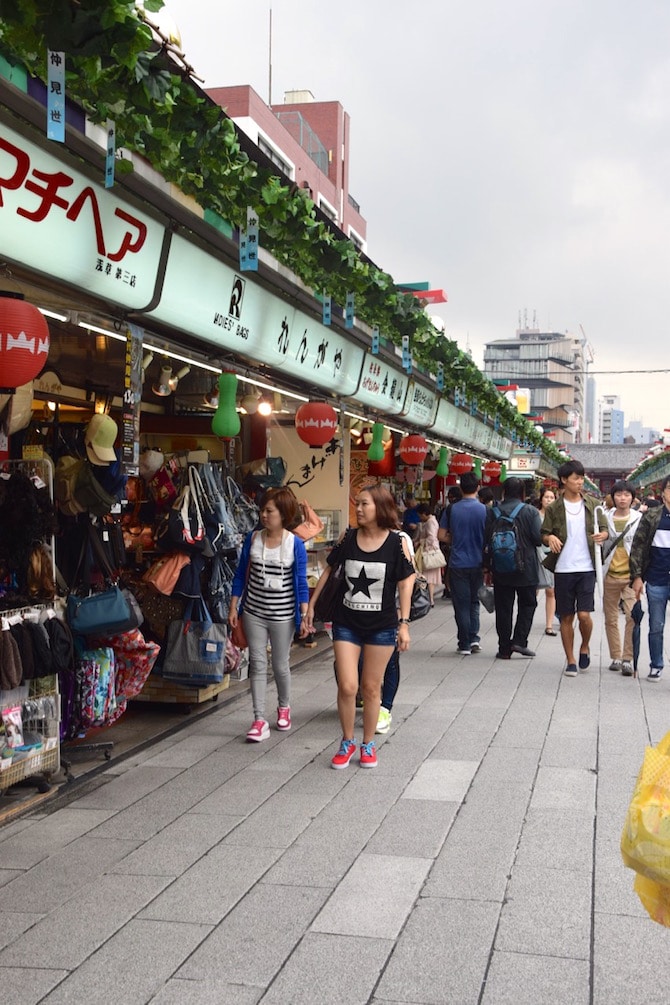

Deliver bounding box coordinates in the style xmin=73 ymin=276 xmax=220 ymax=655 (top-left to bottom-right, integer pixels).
xmin=0 ymin=84 xmax=513 ymax=817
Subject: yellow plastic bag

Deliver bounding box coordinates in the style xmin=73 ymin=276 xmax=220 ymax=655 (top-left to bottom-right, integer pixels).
xmin=634 ymin=873 xmax=670 ymax=927
xmin=621 ymin=730 xmax=670 ymax=886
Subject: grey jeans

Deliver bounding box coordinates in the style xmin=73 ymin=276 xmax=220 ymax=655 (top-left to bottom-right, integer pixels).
xmin=243 ymin=610 xmax=295 ymax=720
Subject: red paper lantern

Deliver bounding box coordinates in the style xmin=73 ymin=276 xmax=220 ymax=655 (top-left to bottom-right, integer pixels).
xmin=398 ymin=434 xmax=428 ymax=466
xmin=482 ymin=460 xmax=502 ymax=482
xmin=0 ymin=293 xmax=50 ymax=391
xmin=295 ymin=401 xmax=338 ymax=447
xmin=449 ymin=452 xmax=473 ymax=475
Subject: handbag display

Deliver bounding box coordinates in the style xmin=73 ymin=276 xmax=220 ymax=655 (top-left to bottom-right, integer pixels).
xmin=293 ymin=500 xmax=325 ymax=542
xmin=143 ymin=552 xmax=191 ymax=595
xmin=410 ymin=575 xmax=431 ymax=621
xmin=162 ymin=598 xmax=227 ymax=686
xmin=420 ymin=547 xmax=446 ymax=570
xmin=67 ymin=585 xmax=134 ymax=637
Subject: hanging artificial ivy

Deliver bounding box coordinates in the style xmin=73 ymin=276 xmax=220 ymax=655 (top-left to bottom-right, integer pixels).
xmin=0 ymin=0 xmax=563 ymax=463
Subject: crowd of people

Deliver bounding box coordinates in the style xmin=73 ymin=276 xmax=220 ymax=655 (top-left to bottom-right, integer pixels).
xmin=228 ymin=463 xmax=670 ymax=771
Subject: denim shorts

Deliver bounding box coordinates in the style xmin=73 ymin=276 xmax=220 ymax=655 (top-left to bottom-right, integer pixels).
xmin=332 ymin=623 xmax=397 ymax=647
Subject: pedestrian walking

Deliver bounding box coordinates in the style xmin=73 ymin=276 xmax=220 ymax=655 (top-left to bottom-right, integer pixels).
xmin=306 ymin=484 xmax=415 ymax=769
xmin=229 ymin=487 xmax=311 ymax=741
xmin=535 ymin=486 xmax=558 ymax=634
xmin=446 ymin=471 xmax=487 ymax=655
xmin=629 ymin=474 xmax=670 ymax=682
xmin=540 ymin=460 xmax=609 ymax=677
xmin=416 ymin=503 xmax=443 ymax=607
xmin=602 ymin=480 xmax=642 ymax=677
xmin=437 ymin=485 xmax=463 ymax=600
xmin=485 ymin=477 xmax=542 ymax=659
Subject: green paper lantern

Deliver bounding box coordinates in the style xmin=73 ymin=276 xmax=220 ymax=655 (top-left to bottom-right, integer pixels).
xmin=474 ymin=457 xmax=482 ymax=479
xmin=367 ymin=422 xmax=385 ymax=462
xmin=211 ymin=371 xmax=241 ymax=439
xmin=499 ymin=462 xmax=507 ymax=483
xmin=436 ymin=446 xmax=449 ymax=478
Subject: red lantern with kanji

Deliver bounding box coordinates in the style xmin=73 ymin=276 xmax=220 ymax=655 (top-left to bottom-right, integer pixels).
xmin=0 ymin=293 xmax=50 ymax=391
xmin=449 ymin=452 xmax=473 ymax=475
xmin=295 ymin=401 xmax=338 ymax=447
xmin=482 ymin=460 xmax=502 ymax=483
xmin=398 ymin=434 xmax=428 ymax=466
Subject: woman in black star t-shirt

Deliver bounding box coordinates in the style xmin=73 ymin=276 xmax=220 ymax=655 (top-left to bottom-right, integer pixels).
xmin=305 ymin=484 xmax=414 ymax=770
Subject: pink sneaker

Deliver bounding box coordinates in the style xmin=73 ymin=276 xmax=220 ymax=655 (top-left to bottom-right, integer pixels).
xmin=277 ymin=706 xmax=291 ymax=731
xmin=246 ymin=719 xmax=270 ymax=742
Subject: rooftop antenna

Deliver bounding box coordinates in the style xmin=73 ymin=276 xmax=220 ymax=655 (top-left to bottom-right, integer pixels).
xmin=532 ymin=309 xmax=537 ymax=330
xmin=268 ymin=4 xmax=273 ymax=105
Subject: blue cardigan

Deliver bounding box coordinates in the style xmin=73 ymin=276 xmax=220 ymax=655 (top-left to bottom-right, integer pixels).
xmin=231 ymin=530 xmax=310 ymax=631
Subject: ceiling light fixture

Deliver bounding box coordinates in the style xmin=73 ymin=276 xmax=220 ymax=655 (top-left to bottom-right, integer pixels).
xmin=168 ymin=365 xmax=190 ymax=392
xmin=203 ymin=385 xmax=220 ymax=408
xmin=39 ymin=307 xmax=69 ymax=322
xmin=152 ymin=364 xmax=173 ymax=397
xmin=77 ymin=320 xmax=127 ymax=342
xmin=257 ymin=395 xmax=273 ymax=417
xmin=240 ymin=389 xmax=261 ymax=415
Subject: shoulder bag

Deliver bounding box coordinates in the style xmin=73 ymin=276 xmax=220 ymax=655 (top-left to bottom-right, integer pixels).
xmin=162 ymin=598 xmax=227 ymax=686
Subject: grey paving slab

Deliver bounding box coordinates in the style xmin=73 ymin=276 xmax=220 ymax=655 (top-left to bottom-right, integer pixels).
xmin=0 ymin=869 xmax=22 ymax=889
xmin=312 ymin=853 xmax=430 ymax=939
xmin=482 ymin=950 xmax=590 ymax=1004
xmin=0 ymin=807 xmax=117 ymax=869
xmin=0 ymin=912 xmax=43 ymax=952
xmin=42 ymin=919 xmax=211 ymax=1004
xmin=401 ymin=758 xmax=478 ymax=801
xmin=365 ymin=799 xmax=459 ymax=858
xmin=495 ymin=864 xmax=591 ymax=959
xmin=110 ymin=810 xmax=244 ymax=876
xmin=70 ymin=764 xmax=183 ymax=810
xmin=223 ymin=788 xmax=333 ymax=849
xmin=0 ymin=873 xmax=172 ymax=969
xmin=433 ymin=706 xmax=512 ymax=760
xmin=377 ymin=897 xmax=499 ymax=1004
xmin=593 ymin=911 xmax=670 ymax=1004
xmin=260 ymin=931 xmax=393 ymax=1005
xmin=0 ymin=836 xmax=140 ymax=913
xmin=541 ymin=734 xmax=598 ymax=768
xmin=515 ymin=805 xmax=594 ymax=873
xmin=139 ymin=842 xmax=283 ymax=924
xmin=187 ymin=765 xmax=298 ymax=816
xmin=530 ymin=764 xmax=596 ymax=811
xmin=141 ymin=732 xmax=228 ymax=767
xmin=178 ymin=883 xmax=328 ymax=983
xmin=151 ymin=978 xmax=263 ymax=1004
xmin=0 ymin=967 xmax=68 ymax=1004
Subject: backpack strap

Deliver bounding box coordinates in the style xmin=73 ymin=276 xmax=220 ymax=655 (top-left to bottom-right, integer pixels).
xmin=509 ymin=503 xmax=525 ymax=520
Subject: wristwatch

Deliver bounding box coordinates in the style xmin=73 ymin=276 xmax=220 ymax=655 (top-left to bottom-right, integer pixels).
xmin=398 ymin=618 xmax=410 ymax=625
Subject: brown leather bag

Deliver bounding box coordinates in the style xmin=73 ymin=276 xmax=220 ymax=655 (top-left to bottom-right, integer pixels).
xmin=293 ymin=500 xmax=325 ymax=542
xmin=230 ymin=617 xmax=248 ymax=650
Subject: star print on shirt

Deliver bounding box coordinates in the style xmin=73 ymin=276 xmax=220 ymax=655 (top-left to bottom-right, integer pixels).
xmin=347 ymin=566 xmax=380 ymax=598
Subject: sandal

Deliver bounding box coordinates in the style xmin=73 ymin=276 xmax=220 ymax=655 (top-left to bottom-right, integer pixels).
xmin=545 ymin=628 xmax=557 ymax=636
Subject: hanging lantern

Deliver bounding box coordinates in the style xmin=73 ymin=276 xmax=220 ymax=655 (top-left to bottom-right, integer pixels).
xmin=366 ymin=422 xmax=385 ymax=462
xmin=499 ymin=462 xmax=508 ymax=483
xmin=436 ymin=446 xmax=449 ymax=478
xmin=211 ymin=371 xmax=241 ymax=439
xmin=398 ymin=434 xmax=428 ymax=466
xmin=449 ymin=452 xmax=473 ymax=475
xmin=295 ymin=401 xmax=338 ymax=447
xmin=368 ymin=437 xmax=395 ymax=477
xmin=482 ymin=460 xmax=502 ymax=483
xmin=0 ymin=292 xmax=50 ymax=392
xmin=473 ymin=457 xmax=482 ymax=479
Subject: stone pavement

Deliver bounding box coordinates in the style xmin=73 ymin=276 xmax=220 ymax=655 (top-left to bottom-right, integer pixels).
xmin=2 ymin=598 xmax=670 ymax=1005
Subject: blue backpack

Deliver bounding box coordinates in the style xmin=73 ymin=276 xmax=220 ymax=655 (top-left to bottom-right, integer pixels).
xmin=489 ymin=503 xmax=525 ymax=574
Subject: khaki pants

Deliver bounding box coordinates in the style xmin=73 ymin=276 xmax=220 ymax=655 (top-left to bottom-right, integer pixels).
xmin=603 ymin=575 xmax=636 ymax=662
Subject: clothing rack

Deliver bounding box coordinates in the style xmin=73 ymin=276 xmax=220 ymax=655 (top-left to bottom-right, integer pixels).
xmin=0 ymin=457 xmax=57 ymax=585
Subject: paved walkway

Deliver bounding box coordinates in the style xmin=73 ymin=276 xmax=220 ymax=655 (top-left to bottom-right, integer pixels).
xmin=2 ymin=598 xmax=670 ymax=1004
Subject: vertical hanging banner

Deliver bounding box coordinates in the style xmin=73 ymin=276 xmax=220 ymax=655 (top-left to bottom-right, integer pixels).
xmin=322 ymin=292 xmax=332 ymax=326
xmin=402 ymin=335 xmax=412 ymax=374
xmin=345 ymin=292 xmax=355 ymax=328
xmin=371 ymin=326 xmax=380 ymax=355
xmin=47 ymin=50 xmax=65 ymax=142
xmin=436 ymin=362 xmax=444 ymax=391
xmin=121 ymin=323 xmax=143 ymax=474
xmin=104 ymin=119 xmax=116 ymax=189
xmin=239 ymin=206 xmax=259 ymax=271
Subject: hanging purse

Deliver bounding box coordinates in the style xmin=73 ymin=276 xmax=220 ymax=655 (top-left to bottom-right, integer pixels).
xmin=293 ymin=500 xmax=325 ymax=542
xmin=66 ymin=524 xmax=141 ymax=637
xmin=410 ymin=575 xmax=431 ymax=621
xmin=162 ymin=598 xmax=227 ymax=686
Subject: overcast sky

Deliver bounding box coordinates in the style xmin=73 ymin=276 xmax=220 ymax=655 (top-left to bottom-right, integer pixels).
xmin=166 ymin=0 xmax=670 ymax=434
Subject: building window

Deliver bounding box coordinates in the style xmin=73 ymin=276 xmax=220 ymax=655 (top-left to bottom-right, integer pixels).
xmin=348 ymin=227 xmax=365 ymax=252
xmin=257 ymin=135 xmax=293 ymax=178
xmin=318 ymin=195 xmax=338 ymax=223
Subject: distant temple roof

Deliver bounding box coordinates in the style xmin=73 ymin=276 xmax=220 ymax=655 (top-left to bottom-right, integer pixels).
xmin=568 ymin=443 xmax=649 ymax=476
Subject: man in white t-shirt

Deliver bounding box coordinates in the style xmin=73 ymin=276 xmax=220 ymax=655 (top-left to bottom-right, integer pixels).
xmin=540 ymin=461 xmax=609 ymax=677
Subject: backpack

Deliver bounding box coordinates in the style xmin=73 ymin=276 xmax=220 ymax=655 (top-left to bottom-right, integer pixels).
xmin=489 ymin=503 xmax=525 ymax=574
xmin=55 ymin=456 xmax=87 ymax=516
xmin=73 ymin=462 xmax=116 ymax=517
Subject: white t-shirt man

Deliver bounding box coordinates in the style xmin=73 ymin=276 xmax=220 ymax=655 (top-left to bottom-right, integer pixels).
xmin=555 ymin=499 xmax=593 ymax=573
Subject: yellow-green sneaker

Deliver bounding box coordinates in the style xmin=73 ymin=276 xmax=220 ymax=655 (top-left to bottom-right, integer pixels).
xmin=375 ymin=708 xmax=392 ymax=734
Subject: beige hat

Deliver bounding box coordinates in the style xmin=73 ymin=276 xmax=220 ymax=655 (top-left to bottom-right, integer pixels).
xmin=85 ymin=413 xmax=118 ymax=465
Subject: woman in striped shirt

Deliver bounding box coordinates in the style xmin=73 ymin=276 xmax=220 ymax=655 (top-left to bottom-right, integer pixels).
xmin=229 ymin=488 xmax=310 ymax=741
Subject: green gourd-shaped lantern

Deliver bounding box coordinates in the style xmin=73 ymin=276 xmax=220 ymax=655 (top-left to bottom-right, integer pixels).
xmin=474 ymin=457 xmax=482 ymax=479
xmin=211 ymin=371 xmax=241 ymax=439
xmin=367 ymin=422 xmax=385 ymax=462
xmin=499 ymin=462 xmax=507 ymax=483
xmin=436 ymin=446 xmax=449 ymax=478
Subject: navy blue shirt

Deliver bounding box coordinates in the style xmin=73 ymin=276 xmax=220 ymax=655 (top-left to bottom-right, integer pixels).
xmin=449 ymin=498 xmax=486 ymax=569
xmin=645 ymin=507 xmax=670 ymax=586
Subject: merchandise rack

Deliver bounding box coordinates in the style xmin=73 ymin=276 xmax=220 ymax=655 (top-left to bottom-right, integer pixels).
xmin=1 ymin=676 xmax=61 ymax=793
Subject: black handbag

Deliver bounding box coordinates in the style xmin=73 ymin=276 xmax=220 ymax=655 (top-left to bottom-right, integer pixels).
xmin=410 ymin=575 xmax=431 ymax=621
xmin=313 ymin=529 xmax=355 ymax=623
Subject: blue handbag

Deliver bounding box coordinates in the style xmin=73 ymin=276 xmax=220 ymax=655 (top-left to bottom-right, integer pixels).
xmin=67 ymin=585 xmax=132 ymax=637
xmin=162 ymin=598 xmax=226 ymax=686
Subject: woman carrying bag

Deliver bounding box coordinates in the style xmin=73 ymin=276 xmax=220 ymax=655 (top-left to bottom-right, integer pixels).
xmin=416 ymin=503 xmax=444 ymax=607
xmin=228 ymin=488 xmax=310 ymax=742
xmin=305 ymin=484 xmax=415 ymax=770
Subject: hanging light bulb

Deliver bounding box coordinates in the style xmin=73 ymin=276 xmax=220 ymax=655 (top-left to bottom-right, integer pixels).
xmin=141 ymin=352 xmax=154 ymax=383
xmin=203 ymin=384 xmax=220 ymax=408
xmin=240 ymin=389 xmax=261 ymax=414
xmin=257 ymin=395 xmax=273 ymax=417
xmin=168 ymin=365 xmax=190 ymax=392
xmin=152 ymin=364 xmax=173 ymax=397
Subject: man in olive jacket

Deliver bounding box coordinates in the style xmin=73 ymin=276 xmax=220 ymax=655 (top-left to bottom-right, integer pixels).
xmin=629 ymin=475 xmax=670 ymax=681
xmin=541 ymin=460 xmax=609 ymax=677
